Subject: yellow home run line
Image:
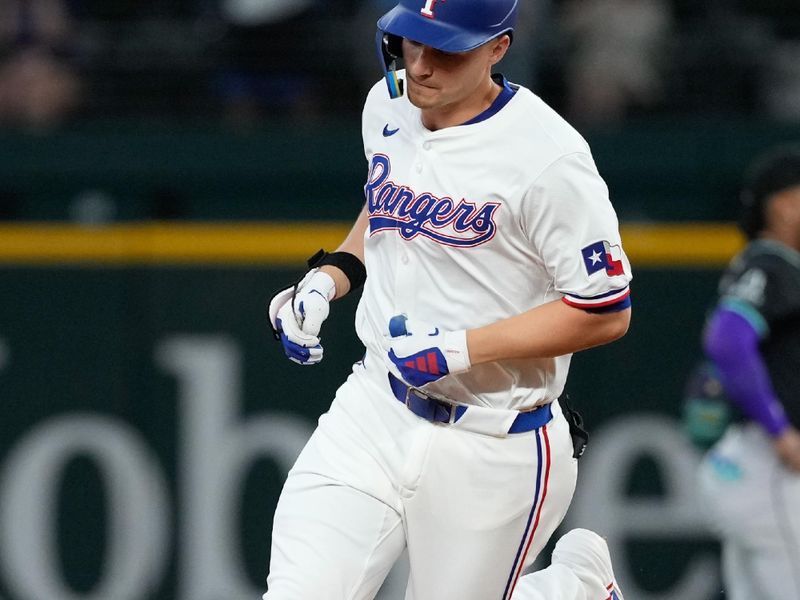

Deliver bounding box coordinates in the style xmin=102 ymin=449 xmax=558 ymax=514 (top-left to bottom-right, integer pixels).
xmin=0 ymin=222 xmax=744 ymax=267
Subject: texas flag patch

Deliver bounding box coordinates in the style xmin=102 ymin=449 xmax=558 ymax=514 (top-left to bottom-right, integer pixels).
xmin=581 ymin=241 xmax=625 ymax=277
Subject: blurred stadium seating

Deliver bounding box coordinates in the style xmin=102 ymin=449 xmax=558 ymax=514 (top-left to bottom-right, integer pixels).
xmin=0 ymin=0 xmax=798 ymax=221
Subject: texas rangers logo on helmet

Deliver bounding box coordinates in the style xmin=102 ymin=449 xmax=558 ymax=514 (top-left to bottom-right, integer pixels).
xmin=581 ymin=240 xmax=625 ymax=276
xmin=365 ymin=154 xmax=500 ymax=248
xmin=420 ymin=0 xmax=444 ymax=18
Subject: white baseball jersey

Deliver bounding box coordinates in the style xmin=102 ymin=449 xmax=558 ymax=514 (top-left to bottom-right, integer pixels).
xmin=356 ymin=71 xmax=632 ymax=410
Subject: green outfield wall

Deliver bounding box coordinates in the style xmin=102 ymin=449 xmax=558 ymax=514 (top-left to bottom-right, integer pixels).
xmin=1 ymin=120 xmax=799 ymax=222
xmin=0 ymin=225 xmax=729 ymax=600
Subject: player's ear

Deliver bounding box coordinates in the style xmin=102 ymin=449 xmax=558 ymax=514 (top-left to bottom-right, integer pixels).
xmin=488 ymin=34 xmax=511 ymax=66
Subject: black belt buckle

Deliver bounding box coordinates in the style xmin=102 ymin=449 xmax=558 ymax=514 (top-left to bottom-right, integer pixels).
xmin=404 ymin=386 xmax=429 ymax=411
xmin=405 ymin=386 xmax=457 ymax=424
xmin=404 ymin=386 xmax=432 ymax=420
xmin=405 ymin=386 xmax=424 ymax=404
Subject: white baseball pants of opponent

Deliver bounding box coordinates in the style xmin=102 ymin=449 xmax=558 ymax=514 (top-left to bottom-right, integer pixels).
xmin=264 ymin=356 xmax=579 ymax=600
xmin=698 ymin=423 xmax=800 ymax=600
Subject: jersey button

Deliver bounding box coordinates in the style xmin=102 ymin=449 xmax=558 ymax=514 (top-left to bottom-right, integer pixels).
xmin=415 ymin=163 xmax=422 ymax=173
xmin=423 ymin=141 xmax=432 ymax=150
xmin=401 ymin=254 xmax=409 ymax=265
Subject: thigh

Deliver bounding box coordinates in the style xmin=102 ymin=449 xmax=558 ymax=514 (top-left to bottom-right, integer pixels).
xmin=721 ymin=543 xmax=760 ymax=600
xmin=403 ymin=406 xmax=577 ymax=600
xmin=747 ymin=468 xmax=800 ymax=600
xmin=265 ymin=471 xmax=406 ymax=600
xmin=265 ymin=373 xmax=410 ymax=600
xmin=700 ymin=429 xmax=800 ymax=600
xmin=697 ymin=432 xmax=775 ymax=542
xmin=697 ymin=453 xmax=753 ymax=540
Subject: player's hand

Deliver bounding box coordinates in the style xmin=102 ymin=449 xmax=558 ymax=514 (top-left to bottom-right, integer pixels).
xmin=268 ymin=269 xmax=336 ymax=365
xmin=774 ymin=426 xmax=800 ymax=472
xmin=382 ymin=314 xmax=471 ymax=387
xmin=291 ymin=270 xmax=337 ymax=337
xmin=275 ymin=302 xmax=323 ymax=365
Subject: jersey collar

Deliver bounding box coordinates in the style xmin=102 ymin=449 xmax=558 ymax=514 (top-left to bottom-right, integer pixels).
xmin=460 ymin=74 xmax=517 ymax=126
xmin=752 ymin=238 xmax=800 ymax=269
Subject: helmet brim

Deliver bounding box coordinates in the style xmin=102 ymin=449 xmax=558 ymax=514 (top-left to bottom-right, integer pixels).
xmin=377 ymin=4 xmax=509 ymax=53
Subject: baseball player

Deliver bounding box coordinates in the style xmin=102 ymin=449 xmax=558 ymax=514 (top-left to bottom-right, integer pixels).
xmin=696 ymin=146 xmax=800 ymax=600
xmin=265 ymin=0 xmax=632 ymax=598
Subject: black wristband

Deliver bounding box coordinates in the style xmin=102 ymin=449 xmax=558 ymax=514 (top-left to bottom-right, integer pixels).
xmin=307 ymin=249 xmax=367 ymax=294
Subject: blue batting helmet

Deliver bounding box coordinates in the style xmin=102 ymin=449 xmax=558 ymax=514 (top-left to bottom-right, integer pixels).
xmin=376 ymin=0 xmax=518 ymax=98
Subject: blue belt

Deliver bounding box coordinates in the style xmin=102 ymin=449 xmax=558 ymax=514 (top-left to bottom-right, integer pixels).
xmin=388 ymin=373 xmax=552 ymax=433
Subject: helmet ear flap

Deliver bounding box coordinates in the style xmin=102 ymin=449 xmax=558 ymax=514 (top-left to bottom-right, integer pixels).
xmin=384 ymin=33 xmax=404 ymax=59
xmin=376 ymin=31 xmax=405 ymax=99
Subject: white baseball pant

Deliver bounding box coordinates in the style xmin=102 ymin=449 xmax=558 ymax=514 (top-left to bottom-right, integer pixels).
xmin=698 ymin=423 xmax=800 ymax=600
xmin=264 ymin=358 xmax=578 ymax=600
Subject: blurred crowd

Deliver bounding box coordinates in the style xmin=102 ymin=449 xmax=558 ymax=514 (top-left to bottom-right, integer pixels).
xmin=1 ymin=0 xmax=800 ymax=129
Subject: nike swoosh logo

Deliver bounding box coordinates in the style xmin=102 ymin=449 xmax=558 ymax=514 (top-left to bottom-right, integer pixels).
xmin=428 ymin=327 xmax=440 ymax=336
xmin=383 ymin=124 xmax=400 ymax=137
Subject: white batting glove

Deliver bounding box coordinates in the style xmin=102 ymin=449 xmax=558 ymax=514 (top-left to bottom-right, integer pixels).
xmin=268 ymin=269 xmax=336 ymax=365
xmin=274 ymin=302 xmax=323 ymax=365
xmin=293 ymin=270 xmax=336 ymax=336
xmin=382 ymin=314 xmax=471 ymax=387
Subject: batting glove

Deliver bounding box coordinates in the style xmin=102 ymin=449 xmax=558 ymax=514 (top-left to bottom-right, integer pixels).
xmin=383 ymin=314 xmax=471 ymax=387
xmin=268 ymin=269 xmax=336 ymax=365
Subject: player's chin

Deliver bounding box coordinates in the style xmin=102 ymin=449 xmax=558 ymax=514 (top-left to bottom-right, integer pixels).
xmin=407 ymin=82 xmax=440 ymax=107
xmin=407 ymin=89 xmax=440 ymax=109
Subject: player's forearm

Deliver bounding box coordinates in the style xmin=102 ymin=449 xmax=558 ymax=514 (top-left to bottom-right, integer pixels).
xmin=320 ymin=205 xmax=369 ymax=300
xmin=466 ymin=299 xmax=630 ymax=365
